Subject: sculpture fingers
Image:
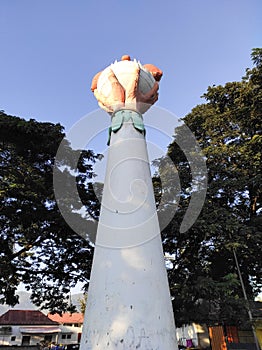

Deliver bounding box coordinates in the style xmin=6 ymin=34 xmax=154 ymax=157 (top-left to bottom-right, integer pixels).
xmin=94 ymin=89 xmax=114 ymax=110
xmin=107 ymin=69 xmax=126 ymax=103
xmin=94 ymin=89 xmax=125 ymax=112
xmin=91 ymin=71 xmax=102 ymax=92
xmin=93 ymin=89 xmax=106 ymax=104
xmin=138 ymin=82 xmax=159 ymax=104
xmin=143 ymin=64 xmax=163 ymax=82
xmin=107 ymin=68 xmax=120 ymax=85
xmin=91 ymin=69 xmax=119 ymax=93
xmin=125 ymin=64 xmax=140 ymax=102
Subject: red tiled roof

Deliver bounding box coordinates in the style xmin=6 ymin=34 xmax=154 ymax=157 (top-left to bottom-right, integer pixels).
xmin=0 ymin=310 xmax=59 ymax=325
xmin=48 ymin=313 xmax=84 ymax=324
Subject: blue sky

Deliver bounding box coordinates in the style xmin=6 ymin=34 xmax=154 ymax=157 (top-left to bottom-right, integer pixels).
xmin=1 ymin=0 xmax=261 ymax=132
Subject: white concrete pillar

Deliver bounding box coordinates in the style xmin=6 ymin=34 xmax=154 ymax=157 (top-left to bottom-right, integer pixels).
xmin=80 ymin=111 xmax=177 ymax=349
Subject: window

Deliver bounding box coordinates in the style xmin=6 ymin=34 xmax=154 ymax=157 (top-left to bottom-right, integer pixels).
xmin=62 ymin=334 xmax=72 ymax=340
xmin=11 ymin=336 xmax=16 ymax=341
xmin=0 ymin=326 xmax=12 ymax=335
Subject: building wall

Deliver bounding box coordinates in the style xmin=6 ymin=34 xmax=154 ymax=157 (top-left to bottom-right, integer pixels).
xmin=195 ymin=323 xmax=211 ymax=349
xmin=0 ymin=326 xmax=58 ymax=346
xmin=57 ymin=325 xmax=82 ymax=345
xmin=237 ymin=330 xmax=255 ymax=344
xmin=255 ymin=321 xmax=262 ymax=350
xmin=0 ymin=346 xmax=39 ymax=350
xmin=0 ymin=324 xmax=83 ymax=347
xmin=176 ymin=324 xmax=199 ymax=348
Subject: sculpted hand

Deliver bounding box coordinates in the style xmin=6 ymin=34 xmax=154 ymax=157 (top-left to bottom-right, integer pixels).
xmin=93 ymin=69 xmax=125 ymax=113
xmin=91 ymin=57 xmax=162 ymax=114
xmin=125 ymin=64 xmax=159 ymax=114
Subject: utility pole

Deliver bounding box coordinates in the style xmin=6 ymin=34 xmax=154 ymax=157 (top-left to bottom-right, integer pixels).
xmin=232 ymin=248 xmax=260 ymax=350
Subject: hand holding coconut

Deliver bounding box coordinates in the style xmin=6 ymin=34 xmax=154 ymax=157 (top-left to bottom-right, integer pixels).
xmin=91 ymin=55 xmax=162 ymax=114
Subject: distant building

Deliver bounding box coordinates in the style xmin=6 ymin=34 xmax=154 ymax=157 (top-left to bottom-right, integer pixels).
xmin=1 ymin=308 xmax=261 ymax=350
xmin=48 ymin=313 xmax=84 ymax=345
xmin=0 ymin=310 xmax=60 ymax=346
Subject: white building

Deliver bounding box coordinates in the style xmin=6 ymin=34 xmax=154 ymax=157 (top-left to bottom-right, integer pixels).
xmin=0 ymin=309 xmax=212 ymax=349
xmin=176 ymin=323 xmax=210 ymax=349
xmin=48 ymin=313 xmax=83 ymax=345
xmin=0 ymin=310 xmax=61 ymax=346
xmin=0 ymin=310 xmax=84 ymax=347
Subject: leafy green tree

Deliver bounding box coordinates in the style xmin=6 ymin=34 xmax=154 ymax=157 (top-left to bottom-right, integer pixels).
xmin=157 ymin=48 xmax=262 ymax=326
xmin=0 ymin=112 xmax=100 ymax=312
xmin=1 ymin=49 xmax=261 ymax=327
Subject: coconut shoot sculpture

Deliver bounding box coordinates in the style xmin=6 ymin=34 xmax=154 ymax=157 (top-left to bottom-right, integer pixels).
xmin=80 ymin=55 xmax=178 ymax=349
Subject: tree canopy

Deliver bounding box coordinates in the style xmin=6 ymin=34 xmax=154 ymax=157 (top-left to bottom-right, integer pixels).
xmin=0 ymin=48 xmax=261 ymax=327
xmin=156 ymin=48 xmax=261 ymax=326
xmin=0 ymin=113 xmax=100 ymax=313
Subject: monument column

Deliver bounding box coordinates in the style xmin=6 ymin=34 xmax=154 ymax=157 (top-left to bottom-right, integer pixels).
xmin=80 ymin=109 xmax=177 ymax=349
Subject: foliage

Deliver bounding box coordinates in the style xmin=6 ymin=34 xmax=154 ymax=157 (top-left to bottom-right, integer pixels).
xmin=156 ymin=48 xmax=262 ymax=326
xmin=78 ymin=293 xmax=88 ymax=314
xmin=0 ymin=112 xmax=101 ymax=312
xmin=0 ymin=49 xmax=261 ymax=327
